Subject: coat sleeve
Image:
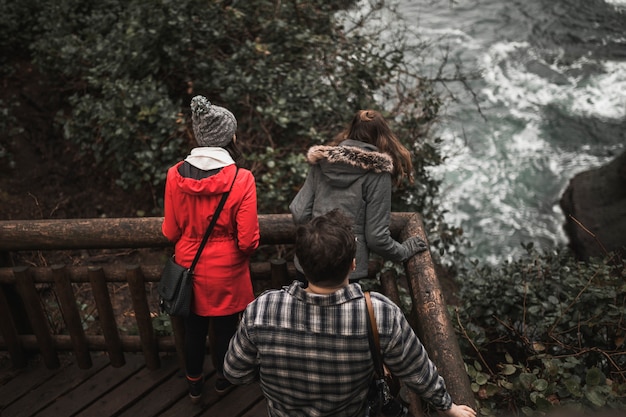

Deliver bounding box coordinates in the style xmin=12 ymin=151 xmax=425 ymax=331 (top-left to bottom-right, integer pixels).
xmin=363 ymin=173 xmax=410 ymax=262
xmin=162 ymin=167 xmax=182 ymax=243
xmin=289 ymin=166 xmax=317 ymax=224
xmin=235 ymin=170 xmax=260 ymax=255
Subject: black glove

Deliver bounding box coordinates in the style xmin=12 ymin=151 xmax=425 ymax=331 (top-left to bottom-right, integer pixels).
xmin=402 ymin=236 xmax=428 ymax=260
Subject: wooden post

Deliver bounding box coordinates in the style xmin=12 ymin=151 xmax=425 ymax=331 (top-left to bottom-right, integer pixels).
xmin=170 ymin=315 xmax=186 ymax=372
xmin=126 ymin=265 xmax=160 ymax=370
xmin=379 ymin=269 xmax=425 ymax=417
xmin=0 ymin=284 xmax=26 ymax=367
xmin=13 ymin=266 xmax=60 ymax=369
xmin=51 ymin=264 xmax=92 ymax=369
xmin=400 ymin=214 xmax=475 ymax=409
xmin=270 ymin=258 xmax=289 ymax=289
xmin=88 ymin=267 xmax=125 ymax=367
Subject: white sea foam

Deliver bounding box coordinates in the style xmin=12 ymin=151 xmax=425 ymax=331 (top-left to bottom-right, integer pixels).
xmin=481 ymin=42 xmax=626 ymax=121
xmin=603 ymin=0 xmax=626 ymax=8
xmin=569 ymin=61 xmax=626 ymax=119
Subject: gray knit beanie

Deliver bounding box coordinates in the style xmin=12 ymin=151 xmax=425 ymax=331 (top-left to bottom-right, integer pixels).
xmin=190 ymin=95 xmax=237 ymax=147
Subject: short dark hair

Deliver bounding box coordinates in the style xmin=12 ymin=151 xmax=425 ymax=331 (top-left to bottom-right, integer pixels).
xmin=295 ymin=209 xmax=356 ymax=286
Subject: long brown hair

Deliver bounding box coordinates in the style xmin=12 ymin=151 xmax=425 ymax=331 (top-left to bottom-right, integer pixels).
xmin=224 ymin=138 xmax=243 ymax=165
xmin=332 ymin=110 xmax=414 ymax=186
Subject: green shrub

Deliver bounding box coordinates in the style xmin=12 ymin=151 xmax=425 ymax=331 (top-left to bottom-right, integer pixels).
xmin=456 ymin=247 xmax=626 ymax=415
xmin=0 ymin=0 xmax=462 ymax=235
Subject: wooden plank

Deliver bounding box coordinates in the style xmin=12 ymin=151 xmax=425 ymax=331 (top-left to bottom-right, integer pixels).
xmin=126 ymin=265 xmax=159 ymax=370
xmin=51 ymin=264 xmax=92 ymax=369
xmin=13 ymin=267 xmax=59 ymax=369
xmin=0 ymin=360 xmax=63 ymax=410
xmin=200 ymin=382 xmax=264 ymax=417
xmin=0 ymin=262 xmax=285 ymax=284
xmin=1 ymin=334 xmax=174 ymax=352
xmin=171 ymin=315 xmax=186 ymax=372
xmin=116 ymin=368 xmax=188 ymax=417
xmin=270 ymin=258 xmax=289 ymax=289
xmin=0 ymin=218 xmax=168 ymax=251
xmin=401 ymin=213 xmax=475 ymax=408
xmin=157 ymin=365 xmax=220 ymax=417
xmin=2 ymin=354 xmax=109 ymax=417
xmin=0 ymin=214 xmax=411 ymax=251
xmin=74 ymin=354 xmax=178 ymax=417
xmin=88 ymin=267 xmax=125 ymax=367
xmin=0 ymin=283 xmax=26 ymax=368
xmin=240 ymin=400 xmax=268 ymax=417
xmin=34 ymin=353 xmax=145 ymax=417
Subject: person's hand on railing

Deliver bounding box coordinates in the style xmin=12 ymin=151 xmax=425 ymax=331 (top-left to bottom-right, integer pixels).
xmin=401 ymin=236 xmax=428 ymax=260
xmin=439 ymin=403 xmax=477 ymax=417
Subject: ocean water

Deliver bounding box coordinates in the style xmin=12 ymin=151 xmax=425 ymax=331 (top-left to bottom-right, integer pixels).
xmin=397 ymin=0 xmax=626 ymax=263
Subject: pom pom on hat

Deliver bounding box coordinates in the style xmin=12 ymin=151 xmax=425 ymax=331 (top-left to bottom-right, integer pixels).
xmin=190 ymin=95 xmax=237 ymax=147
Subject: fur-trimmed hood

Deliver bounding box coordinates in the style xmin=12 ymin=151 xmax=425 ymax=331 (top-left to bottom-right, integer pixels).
xmin=306 ymin=140 xmax=393 ymax=187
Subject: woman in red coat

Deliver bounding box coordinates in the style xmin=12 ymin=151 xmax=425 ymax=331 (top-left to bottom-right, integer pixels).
xmin=162 ymin=95 xmax=259 ymax=402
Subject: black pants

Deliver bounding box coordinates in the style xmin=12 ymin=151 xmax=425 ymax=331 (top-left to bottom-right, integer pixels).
xmin=184 ymin=311 xmax=240 ymax=378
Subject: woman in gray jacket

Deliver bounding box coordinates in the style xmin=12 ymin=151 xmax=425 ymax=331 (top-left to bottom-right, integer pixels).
xmin=289 ymin=109 xmax=428 ymax=282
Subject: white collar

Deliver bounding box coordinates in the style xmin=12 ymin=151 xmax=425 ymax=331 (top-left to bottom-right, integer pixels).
xmin=184 ymin=147 xmax=235 ymax=171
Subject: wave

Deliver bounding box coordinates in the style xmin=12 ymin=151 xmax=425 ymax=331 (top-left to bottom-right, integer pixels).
xmin=429 ymin=38 xmax=625 ymax=262
xmin=481 ymin=42 xmax=626 ymax=121
xmin=395 ymin=0 xmax=625 ymax=262
xmin=604 ymin=0 xmax=626 ymax=7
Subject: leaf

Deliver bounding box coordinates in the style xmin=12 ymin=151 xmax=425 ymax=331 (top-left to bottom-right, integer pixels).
xmin=518 ymin=372 xmax=536 ymax=390
xmin=501 ymin=364 xmax=517 ymax=376
xmin=500 ymin=380 xmax=513 ymax=390
xmin=564 ymin=377 xmax=583 ymax=397
xmin=476 ymin=372 xmax=489 ymax=385
xmin=484 ymin=383 xmax=500 ymax=396
xmin=532 ymin=378 xmax=549 ymax=391
xmin=586 ymin=367 xmax=604 ymax=386
xmin=534 ymin=396 xmax=553 ymax=411
xmin=584 ymin=386 xmax=607 ymax=407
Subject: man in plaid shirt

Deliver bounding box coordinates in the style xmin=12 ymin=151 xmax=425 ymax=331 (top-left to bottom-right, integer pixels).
xmin=224 ymin=210 xmax=476 ymax=417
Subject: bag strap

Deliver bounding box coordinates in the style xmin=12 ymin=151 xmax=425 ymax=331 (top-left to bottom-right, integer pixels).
xmin=365 ymin=291 xmax=384 ymax=378
xmin=188 ymin=167 xmax=239 ymax=273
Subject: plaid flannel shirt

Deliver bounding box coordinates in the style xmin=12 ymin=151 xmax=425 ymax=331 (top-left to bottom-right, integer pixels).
xmin=224 ymin=281 xmax=453 ymax=417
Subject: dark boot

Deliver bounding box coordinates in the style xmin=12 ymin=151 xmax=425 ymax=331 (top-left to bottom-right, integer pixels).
xmin=215 ymin=375 xmax=235 ymax=396
xmin=187 ymin=375 xmax=204 ymax=403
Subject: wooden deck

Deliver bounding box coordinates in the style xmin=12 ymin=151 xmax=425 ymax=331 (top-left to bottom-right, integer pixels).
xmin=0 ymin=352 xmax=267 ymax=417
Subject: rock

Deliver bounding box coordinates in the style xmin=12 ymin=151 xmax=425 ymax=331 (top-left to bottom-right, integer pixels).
xmin=559 ymin=150 xmax=626 ymax=260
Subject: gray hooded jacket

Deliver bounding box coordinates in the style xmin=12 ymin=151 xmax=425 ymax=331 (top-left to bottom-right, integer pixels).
xmin=289 ymin=139 xmax=413 ymax=279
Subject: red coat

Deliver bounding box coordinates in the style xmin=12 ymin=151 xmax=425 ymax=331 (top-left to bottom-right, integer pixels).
xmin=162 ymin=162 xmax=259 ymax=316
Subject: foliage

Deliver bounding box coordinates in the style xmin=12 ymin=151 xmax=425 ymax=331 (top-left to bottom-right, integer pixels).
xmin=455 ymin=246 xmax=626 ymax=415
xmin=0 ymin=0 xmax=467 ymax=252
xmin=0 ymin=99 xmax=20 ymax=169
xmin=152 ymin=313 xmax=173 ymax=337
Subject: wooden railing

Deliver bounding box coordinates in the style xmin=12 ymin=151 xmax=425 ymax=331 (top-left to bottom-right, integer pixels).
xmin=0 ymin=213 xmax=474 ymax=411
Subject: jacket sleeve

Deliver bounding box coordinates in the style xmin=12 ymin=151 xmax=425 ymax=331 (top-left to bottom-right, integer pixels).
xmin=161 ymin=167 xmax=182 ymax=243
xmin=223 ymin=310 xmax=259 ymax=385
xmin=235 ymin=171 xmax=260 ymax=255
xmin=377 ymin=296 xmax=453 ymax=411
xmin=363 ymin=173 xmax=410 ymax=262
xmin=289 ymin=166 xmax=317 ymax=224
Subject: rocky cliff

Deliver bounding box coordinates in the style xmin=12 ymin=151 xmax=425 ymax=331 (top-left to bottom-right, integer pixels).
xmin=560 ymin=150 xmax=626 ymax=260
